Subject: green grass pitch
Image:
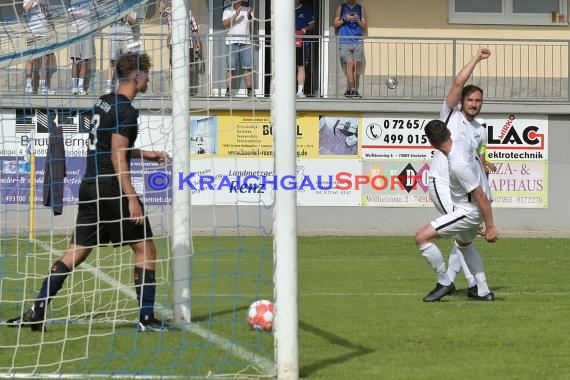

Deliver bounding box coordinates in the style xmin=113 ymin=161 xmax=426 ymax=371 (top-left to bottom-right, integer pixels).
xmin=1 ymin=236 xmax=569 ymax=379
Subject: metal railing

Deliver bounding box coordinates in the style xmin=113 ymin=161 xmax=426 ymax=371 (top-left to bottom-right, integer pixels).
xmin=1 ymin=33 xmax=568 ymax=102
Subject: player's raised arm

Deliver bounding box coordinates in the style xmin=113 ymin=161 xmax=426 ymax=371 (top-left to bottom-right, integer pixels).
xmin=446 ymin=48 xmax=491 ymax=109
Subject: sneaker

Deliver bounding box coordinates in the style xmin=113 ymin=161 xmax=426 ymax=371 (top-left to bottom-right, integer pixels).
xmin=296 ymin=92 xmax=306 ymax=98
xmin=422 ymin=282 xmax=455 ymax=302
xmin=467 ymin=285 xmax=478 ymax=298
xmin=77 ymin=88 xmax=87 ymax=96
xmin=104 ymin=87 xmax=113 ymax=95
xmin=25 ymin=86 xmax=34 ymax=94
xmin=71 ymin=87 xmax=78 ymax=95
xmin=225 ymin=90 xmax=230 ymax=97
xmin=6 ymin=307 xmax=46 ymax=332
xmin=344 ymin=90 xmax=354 ymax=98
xmin=137 ymin=317 xmax=179 ymax=332
xmin=352 ymin=91 xmax=362 ymax=98
xmin=38 ymin=87 xmax=55 ymax=95
xmin=468 ymin=289 xmax=495 ymax=301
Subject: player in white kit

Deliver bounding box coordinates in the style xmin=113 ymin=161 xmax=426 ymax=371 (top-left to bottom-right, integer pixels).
xmin=428 ymin=48 xmax=494 ymax=296
xmin=417 ymin=119 xmax=499 ymax=302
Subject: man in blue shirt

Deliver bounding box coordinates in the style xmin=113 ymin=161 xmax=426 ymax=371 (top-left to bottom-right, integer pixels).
xmin=333 ymin=0 xmax=367 ymax=98
xmin=295 ymin=0 xmax=315 ymax=97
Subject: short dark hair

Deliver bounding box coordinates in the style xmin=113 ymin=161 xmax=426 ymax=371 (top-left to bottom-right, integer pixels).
xmin=424 ymin=119 xmax=450 ymax=148
xmin=461 ymin=84 xmax=483 ymax=101
xmin=116 ymin=52 xmax=152 ymax=81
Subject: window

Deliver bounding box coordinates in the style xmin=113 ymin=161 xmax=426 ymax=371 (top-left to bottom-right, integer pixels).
xmin=449 ymin=0 xmax=568 ymax=25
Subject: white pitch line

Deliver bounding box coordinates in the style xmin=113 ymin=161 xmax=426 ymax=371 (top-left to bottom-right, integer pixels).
xmin=33 ymin=240 xmax=276 ymax=377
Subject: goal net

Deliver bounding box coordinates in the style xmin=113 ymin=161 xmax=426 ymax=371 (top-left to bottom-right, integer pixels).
xmin=0 ymin=0 xmax=292 ymax=377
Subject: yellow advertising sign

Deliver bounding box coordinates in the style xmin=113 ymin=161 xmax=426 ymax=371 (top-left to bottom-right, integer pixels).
xmin=216 ymin=111 xmax=273 ymax=157
xmin=214 ymin=111 xmax=361 ymax=159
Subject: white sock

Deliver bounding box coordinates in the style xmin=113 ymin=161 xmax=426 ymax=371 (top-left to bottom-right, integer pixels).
xmin=419 ymin=242 xmax=451 ymax=286
xmin=39 ymin=79 xmax=46 ymax=88
xmin=474 ymin=273 xmax=491 ymax=296
xmin=446 ymin=245 xmax=461 ymax=283
xmin=297 ymin=85 xmax=304 ymax=94
xmin=78 ymin=78 xmax=84 ymax=88
xmin=106 ymin=79 xmax=112 ymax=87
xmin=448 ymin=243 xmax=476 ymax=287
xmin=71 ymin=78 xmax=78 ymax=88
xmin=26 ymin=78 xmax=32 ymax=86
xmin=457 ymin=243 xmax=489 ymax=293
xmin=458 ymin=251 xmax=476 ymax=287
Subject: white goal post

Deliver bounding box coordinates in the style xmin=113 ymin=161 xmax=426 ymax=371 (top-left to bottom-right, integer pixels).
xmin=271 ymin=0 xmax=299 ymax=379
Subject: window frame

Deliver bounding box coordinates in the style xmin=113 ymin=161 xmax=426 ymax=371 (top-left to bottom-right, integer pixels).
xmin=448 ymin=0 xmax=568 ymax=26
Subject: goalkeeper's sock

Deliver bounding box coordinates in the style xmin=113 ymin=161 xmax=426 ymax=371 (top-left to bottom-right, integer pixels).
xmin=134 ymin=267 xmax=156 ymax=322
xmin=35 ymin=260 xmax=71 ymax=316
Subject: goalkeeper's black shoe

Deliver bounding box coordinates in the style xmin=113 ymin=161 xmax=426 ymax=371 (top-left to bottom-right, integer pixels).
xmin=137 ymin=317 xmax=180 ymax=332
xmin=6 ymin=307 xmax=46 ymax=332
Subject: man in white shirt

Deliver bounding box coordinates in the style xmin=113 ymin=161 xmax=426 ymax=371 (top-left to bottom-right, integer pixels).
xmin=417 ymin=119 xmax=499 ymax=302
xmin=222 ymin=0 xmax=254 ymax=97
xmin=428 ymin=47 xmax=494 ymax=296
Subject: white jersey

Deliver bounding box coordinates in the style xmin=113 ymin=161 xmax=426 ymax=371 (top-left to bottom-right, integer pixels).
xmin=223 ymin=6 xmax=252 ymax=45
xmin=68 ymin=0 xmax=93 ymax=32
xmin=448 ymin=139 xmax=492 ymax=211
xmin=24 ymin=0 xmax=50 ymax=35
xmin=429 ymin=101 xmax=487 ymax=182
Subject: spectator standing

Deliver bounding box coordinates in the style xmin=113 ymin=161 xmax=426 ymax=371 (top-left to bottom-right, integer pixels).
xmin=68 ymin=0 xmax=95 ymax=95
xmin=131 ymin=5 xmax=147 ymax=43
xmin=23 ymin=0 xmax=55 ymax=95
xmin=159 ymin=0 xmax=202 ymax=96
xmin=294 ymin=0 xmax=315 ymax=98
xmin=105 ymin=12 xmax=137 ymax=94
xmin=333 ymin=0 xmax=367 ymax=98
xmin=222 ymin=0 xmax=254 ymax=97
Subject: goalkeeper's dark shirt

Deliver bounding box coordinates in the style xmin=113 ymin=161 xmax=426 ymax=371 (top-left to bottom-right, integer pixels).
xmin=83 ymin=93 xmax=139 ymax=183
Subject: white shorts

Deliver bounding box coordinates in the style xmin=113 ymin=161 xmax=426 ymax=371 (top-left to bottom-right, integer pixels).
xmin=430 ymin=206 xmax=481 ymax=243
xmin=428 ymin=177 xmax=453 ymax=215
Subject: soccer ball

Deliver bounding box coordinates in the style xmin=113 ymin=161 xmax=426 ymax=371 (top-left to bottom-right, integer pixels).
xmin=385 ymin=77 xmax=398 ymax=89
xmin=247 ymin=300 xmax=274 ymax=332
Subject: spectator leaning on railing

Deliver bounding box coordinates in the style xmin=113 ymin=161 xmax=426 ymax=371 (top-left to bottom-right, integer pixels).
xmin=333 ymin=0 xmax=367 ymax=98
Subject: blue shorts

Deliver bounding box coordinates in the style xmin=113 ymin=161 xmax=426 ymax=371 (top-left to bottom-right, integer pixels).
xmin=226 ymin=43 xmax=253 ymax=71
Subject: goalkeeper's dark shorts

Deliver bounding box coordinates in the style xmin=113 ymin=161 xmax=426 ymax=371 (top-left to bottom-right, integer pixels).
xmin=71 ymin=180 xmax=153 ymax=248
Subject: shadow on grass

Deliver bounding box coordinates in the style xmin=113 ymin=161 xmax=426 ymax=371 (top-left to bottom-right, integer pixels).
xmin=191 ymin=305 xmax=250 ymax=322
xmin=298 ymin=320 xmax=374 ymax=378
xmin=451 ymin=285 xmax=508 ymax=298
